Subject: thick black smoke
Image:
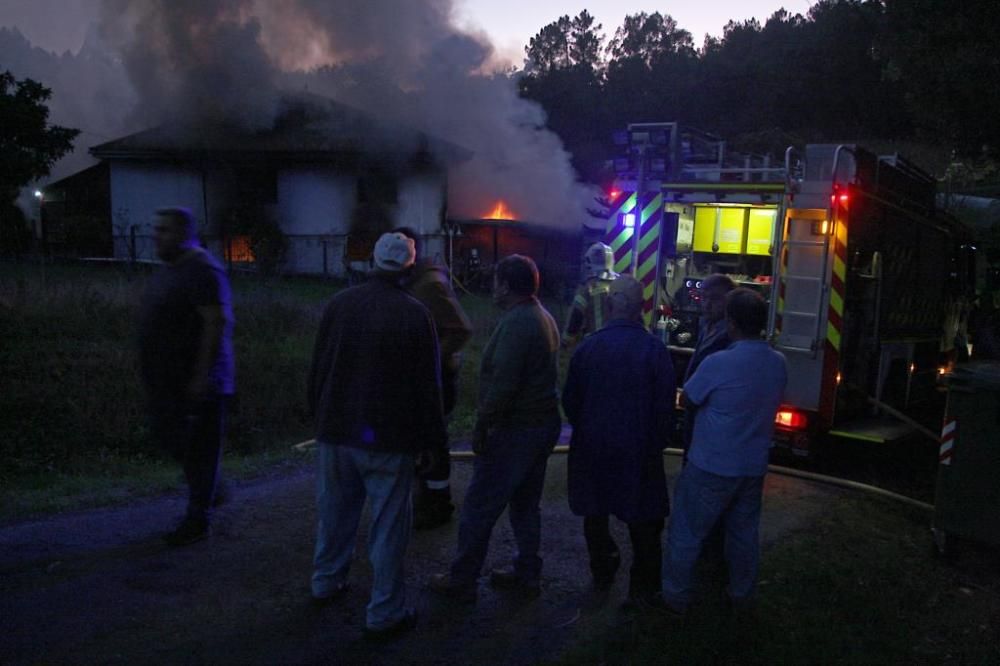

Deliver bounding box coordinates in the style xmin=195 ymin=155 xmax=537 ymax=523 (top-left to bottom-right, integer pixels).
xmin=9 ymin=0 xmax=593 ymax=225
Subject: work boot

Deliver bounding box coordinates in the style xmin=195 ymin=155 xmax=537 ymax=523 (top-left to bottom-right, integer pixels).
xmin=413 ymin=490 xmax=454 ymax=530
xmin=489 ymin=568 xmax=541 ymax=597
xmin=427 ymin=574 xmax=476 ymax=603
xmin=591 ymin=549 xmax=621 ymax=591
xmin=363 ymin=609 xmax=418 ymax=642
xmin=163 ymin=517 xmax=209 ymax=547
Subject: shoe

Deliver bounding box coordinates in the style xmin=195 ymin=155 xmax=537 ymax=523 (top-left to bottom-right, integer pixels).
xmin=163 ymin=518 xmax=209 ymax=547
xmin=413 ymin=504 xmax=454 ymax=531
xmin=427 ymin=573 xmax=476 ymax=603
xmin=489 ymin=568 xmax=541 ymax=596
xmin=591 ymin=551 xmax=621 ymax=591
xmin=628 ymin=592 xmax=686 ymax=620
xmin=310 ymin=583 xmax=349 ymax=608
xmin=211 ymin=481 xmax=230 ymax=508
xmin=363 ymin=608 xmax=417 ymax=642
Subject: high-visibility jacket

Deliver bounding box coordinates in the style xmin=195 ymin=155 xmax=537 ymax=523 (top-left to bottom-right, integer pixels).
xmin=564 ymin=276 xmax=617 ymax=343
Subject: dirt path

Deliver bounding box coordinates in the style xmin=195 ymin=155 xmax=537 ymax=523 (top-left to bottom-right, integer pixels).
xmin=1 ymin=452 xmax=843 ymax=665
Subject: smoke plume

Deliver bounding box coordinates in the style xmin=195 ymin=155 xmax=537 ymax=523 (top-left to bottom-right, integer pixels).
xmin=59 ymin=0 xmax=592 ymax=225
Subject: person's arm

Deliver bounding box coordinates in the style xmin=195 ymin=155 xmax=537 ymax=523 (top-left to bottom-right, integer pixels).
xmin=653 ymin=343 xmax=677 ymax=449
xmin=562 ymin=286 xmax=587 ymax=344
xmin=306 ymin=306 xmax=334 ymax=418
xmin=421 ymin=278 xmax=473 ymax=359
xmin=414 ymin=310 xmax=447 ymax=451
xmin=476 ymin=320 xmax=526 ymax=432
xmin=681 ymin=355 xmax=715 ymax=409
xmin=187 ymin=304 xmax=226 ymax=400
xmin=561 ymin=346 xmax=585 ymax=427
xmin=186 ymin=265 xmax=232 ymax=401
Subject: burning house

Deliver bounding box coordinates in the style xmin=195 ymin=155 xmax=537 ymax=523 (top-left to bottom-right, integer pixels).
xmin=55 ymin=93 xmax=468 ymax=274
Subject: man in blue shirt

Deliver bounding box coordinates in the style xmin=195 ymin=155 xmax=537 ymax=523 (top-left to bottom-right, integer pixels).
xmin=662 ymin=288 xmax=787 ymax=613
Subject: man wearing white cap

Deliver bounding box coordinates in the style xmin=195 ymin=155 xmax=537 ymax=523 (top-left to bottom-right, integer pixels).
xmin=307 ymin=231 xmax=446 ymax=641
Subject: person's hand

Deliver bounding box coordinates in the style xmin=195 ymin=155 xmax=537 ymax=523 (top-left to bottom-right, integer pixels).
xmin=416 ymin=449 xmax=440 ymax=477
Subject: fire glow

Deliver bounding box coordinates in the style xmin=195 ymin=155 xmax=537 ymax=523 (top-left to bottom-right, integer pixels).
xmin=484 ymin=200 xmax=517 ymax=220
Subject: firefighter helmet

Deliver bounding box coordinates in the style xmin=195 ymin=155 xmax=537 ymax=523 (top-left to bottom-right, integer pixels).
xmin=583 ymin=242 xmax=616 ymax=280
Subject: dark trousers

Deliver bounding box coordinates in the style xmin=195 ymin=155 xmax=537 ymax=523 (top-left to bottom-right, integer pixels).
xmin=584 ymin=515 xmax=664 ymax=600
xmin=149 ymin=395 xmax=227 ymax=523
xmin=450 ymin=419 xmax=561 ymax=584
xmin=415 ymin=370 xmax=457 ymax=507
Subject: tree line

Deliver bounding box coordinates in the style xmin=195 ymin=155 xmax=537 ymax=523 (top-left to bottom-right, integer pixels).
xmin=517 ymin=0 xmax=1000 ymax=184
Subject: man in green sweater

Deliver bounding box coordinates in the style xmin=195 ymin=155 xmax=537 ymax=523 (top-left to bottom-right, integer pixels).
xmin=430 ymin=254 xmax=562 ymax=602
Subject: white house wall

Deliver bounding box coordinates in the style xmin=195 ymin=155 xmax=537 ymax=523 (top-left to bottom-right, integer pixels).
xmin=109 ymin=162 xmax=204 ymax=261
xmin=397 ymin=173 xmax=447 ymax=265
xmin=277 ymin=166 xmax=355 ymax=274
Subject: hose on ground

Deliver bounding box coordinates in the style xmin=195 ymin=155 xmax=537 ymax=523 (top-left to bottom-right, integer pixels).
xmin=293 ymin=439 xmax=934 ymax=512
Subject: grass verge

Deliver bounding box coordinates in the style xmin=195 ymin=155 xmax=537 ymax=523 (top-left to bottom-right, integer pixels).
xmin=557 ymin=497 xmax=1000 ymax=664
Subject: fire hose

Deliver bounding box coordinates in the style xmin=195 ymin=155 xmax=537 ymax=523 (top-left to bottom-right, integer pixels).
xmin=291 ymin=440 xmax=934 ymax=512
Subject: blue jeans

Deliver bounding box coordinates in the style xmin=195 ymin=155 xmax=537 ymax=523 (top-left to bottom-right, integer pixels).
xmin=662 ymin=463 xmax=764 ymax=610
xmin=312 ymin=444 xmax=414 ymax=630
xmin=450 ymin=419 xmax=561 ymax=584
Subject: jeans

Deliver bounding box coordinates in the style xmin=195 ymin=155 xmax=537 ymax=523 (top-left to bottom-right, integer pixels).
xmin=450 ymin=418 xmax=561 ymax=584
xmin=312 ymin=444 xmax=414 ymax=630
xmin=584 ymin=516 xmax=663 ymax=600
xmin=149 ymin=396 xmax=227 ymax=523
xmin=662 ymin=463 xmax=764 ymax=610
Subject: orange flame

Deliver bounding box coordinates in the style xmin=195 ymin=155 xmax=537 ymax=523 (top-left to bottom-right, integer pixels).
xmin=484 ymin=200 xmax=517 ymax=220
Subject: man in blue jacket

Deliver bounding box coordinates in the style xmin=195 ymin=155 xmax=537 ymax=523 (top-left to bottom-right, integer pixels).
xmin=562 ymin=276 xmax=676 ymax=605
xmin=307 ymin=231 xmax=446 ymax=640
xmin=662 ymin=288 xmax=787 ymax=614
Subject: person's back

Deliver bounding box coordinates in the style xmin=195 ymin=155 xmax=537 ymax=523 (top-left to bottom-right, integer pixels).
xmin=308 ymin=232 xmax=443 ymax=639
xmin=564 ymin=319 xmax=674 ymax=518
xmin=308 ymin=276 xmax=444 ymax=453
xmin=662 ymin=287 xmax=788 ymax=614
xmin=683 ymin=340 xmax=786 ymax=477
xmin=480 ymin=296 xmax=560 ymax=429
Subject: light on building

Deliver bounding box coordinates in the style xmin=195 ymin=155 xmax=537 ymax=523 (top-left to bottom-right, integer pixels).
xmin=34 ymin=190 xmax=43 ymax=199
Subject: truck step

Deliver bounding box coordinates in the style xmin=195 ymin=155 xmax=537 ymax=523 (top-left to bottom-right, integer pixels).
xmin=828 ymin=417 xmax=916 ymax=444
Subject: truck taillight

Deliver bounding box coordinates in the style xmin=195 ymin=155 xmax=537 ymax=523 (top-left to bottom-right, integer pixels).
xmin=775 ymin=409 xmax=807 ymax=430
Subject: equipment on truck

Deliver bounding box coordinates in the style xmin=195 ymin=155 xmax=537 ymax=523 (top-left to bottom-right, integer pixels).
xmin=604 ymin=124 xmax=977 ymax=454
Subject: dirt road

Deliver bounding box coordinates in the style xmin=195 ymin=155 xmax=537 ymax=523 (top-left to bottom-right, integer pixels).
xmin=1 ymin=452 xmax=843 ymax=665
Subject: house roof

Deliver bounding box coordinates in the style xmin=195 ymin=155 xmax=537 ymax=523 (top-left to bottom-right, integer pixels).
xmin=90 ymin=93 xmax=470 ymax=168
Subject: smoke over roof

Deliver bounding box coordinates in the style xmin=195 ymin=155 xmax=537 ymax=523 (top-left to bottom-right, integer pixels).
xmin=89 ymin=0 xmax=592 ymax=226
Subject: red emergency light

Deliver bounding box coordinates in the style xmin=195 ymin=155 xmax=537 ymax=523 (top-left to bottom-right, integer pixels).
xmin=609 ymin=189 xmax=622 ymax=202
xmin=775 ymin=408 xmax=808 ymax=430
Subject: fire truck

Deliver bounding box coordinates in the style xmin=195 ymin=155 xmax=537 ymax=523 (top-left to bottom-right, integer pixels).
xmin=604 ymin=123 xmax=976 ymax=454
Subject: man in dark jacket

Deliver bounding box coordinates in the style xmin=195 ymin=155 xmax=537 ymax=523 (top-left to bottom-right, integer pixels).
xmin=395 ymin=227 xmax=473 ymax=530
xmin=138 ymin=207 xmax=234 ymax=547
xmin=562 ymin=275 xmax=676 ymax=605
xmin=429 ymin=254 xmax=562 ymax=601
xmin=307 ymin=231 xmax=445 ymax=640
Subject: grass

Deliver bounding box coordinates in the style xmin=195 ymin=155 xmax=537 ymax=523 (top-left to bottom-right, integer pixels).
xmin=557 ymin=497 xmax=1000 ymax=664
xmin=0 ymin=260 xmax=570 ymax=520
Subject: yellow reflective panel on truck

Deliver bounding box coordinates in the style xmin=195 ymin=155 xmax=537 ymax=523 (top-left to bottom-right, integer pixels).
xmin=693 ymin=206 xmax=745 ymax=253
xmin=747 ymin=208 xmax=777 ymax=256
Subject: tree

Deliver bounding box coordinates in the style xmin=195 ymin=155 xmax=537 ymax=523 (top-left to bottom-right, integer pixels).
xmin=606 ymin=12 xmax=695 ymax=66
xmin=0 ymin=71 xmax=79 ymax=205
xmin=524 ymin=11 xmax=605 ymax=74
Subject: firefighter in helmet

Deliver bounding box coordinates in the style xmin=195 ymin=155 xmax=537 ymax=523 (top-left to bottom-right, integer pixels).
xmin=563 ymin=242 xmax=619 ymax=346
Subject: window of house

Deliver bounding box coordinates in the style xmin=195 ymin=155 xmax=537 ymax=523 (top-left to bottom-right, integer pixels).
xmin=226 ymin=235 xmax=255 ymax=263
